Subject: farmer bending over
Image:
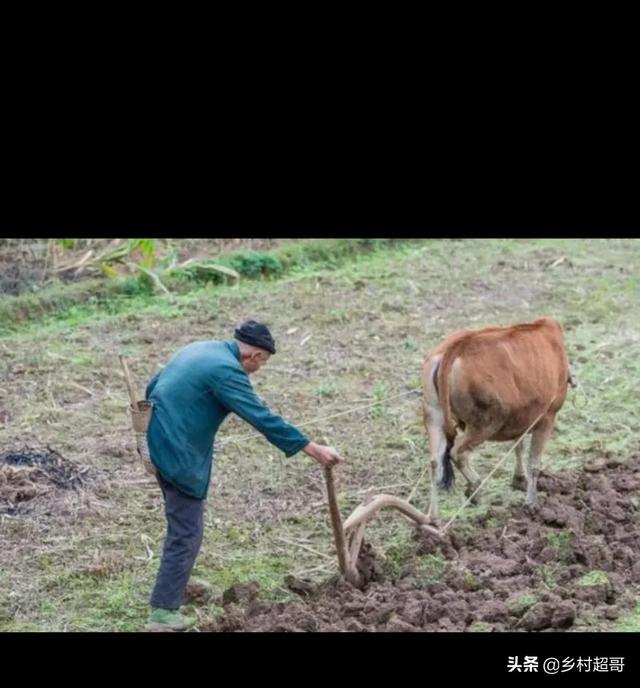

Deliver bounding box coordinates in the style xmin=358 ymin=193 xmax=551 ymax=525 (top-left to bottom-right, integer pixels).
xmin=145 ymin=320 xmax=343 ymax=632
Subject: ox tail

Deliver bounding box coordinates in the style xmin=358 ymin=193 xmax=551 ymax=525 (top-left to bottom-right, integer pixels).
xmin=431 ymin=357 xmax=456 ymax=492
xmin=435 ymin=347 xmax=459 ymax=447
xmin=439 ymin=442 xmax=455 ymax=491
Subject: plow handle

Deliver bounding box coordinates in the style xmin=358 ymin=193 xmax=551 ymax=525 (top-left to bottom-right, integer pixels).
xmin=324 ymin=466 xmax=361 ymax=586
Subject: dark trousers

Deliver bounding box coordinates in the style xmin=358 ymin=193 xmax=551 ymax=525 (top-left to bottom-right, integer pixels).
xmin=150 ymin=473 xmax=205 ymax=610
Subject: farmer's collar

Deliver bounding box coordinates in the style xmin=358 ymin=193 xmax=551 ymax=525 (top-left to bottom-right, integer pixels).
xmin=227 ymin=340 xmax=241 ymax=362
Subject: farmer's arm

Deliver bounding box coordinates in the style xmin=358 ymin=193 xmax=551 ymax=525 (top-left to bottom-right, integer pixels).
xmin=213 ymin=367 xmax=342 ymax=466
xmin=213 ymin=367 xmax=310 ymax=457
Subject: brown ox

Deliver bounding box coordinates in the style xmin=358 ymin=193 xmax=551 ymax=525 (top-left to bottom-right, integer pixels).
xmin=421 ymin=316 xmax=571 ymax=523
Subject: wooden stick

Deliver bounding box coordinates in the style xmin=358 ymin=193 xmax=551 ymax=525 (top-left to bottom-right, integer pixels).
xmin=119 ymin=355 xmax=138 ymax=407
xmin=323 ymin=466 xmax=361 ymax=586
xmin=324 ymin=467 xmax=349 ymax=575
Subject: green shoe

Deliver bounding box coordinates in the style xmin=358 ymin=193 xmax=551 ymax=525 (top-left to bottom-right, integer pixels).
xmin=147 ymin=608 xmax=196 ymax=632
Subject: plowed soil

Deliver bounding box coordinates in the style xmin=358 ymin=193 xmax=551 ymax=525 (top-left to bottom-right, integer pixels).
xmin=207 ymin=455 xmax=640 ymax=632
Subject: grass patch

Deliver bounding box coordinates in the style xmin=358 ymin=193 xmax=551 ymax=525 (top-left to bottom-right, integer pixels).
xmin=535 ymin=563 xmax=563 ymax=591
xmin=468 ymin=621 xmax=494 ymax=632
xmin=576 ymin=570 xmax=610 ymax=588
xmin=507 ymin=592 xmax=537 ymax=616
xmin=205 ymin=554 xmax=293 ymax=600
xmin=613 ymin=603 xmax=640 ymax=632
xmin=544 ymin=530 xmax=574 ymax=563
xmin=1 ymin=571 xmax=153 ymax=632
xmin=414 ymin=554 xmax=450 ymax=586
xmin=380 ymin=529 xmax=417 ymax=579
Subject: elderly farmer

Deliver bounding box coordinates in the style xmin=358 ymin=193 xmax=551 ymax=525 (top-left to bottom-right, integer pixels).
xmin=145 ymin=320 xmax=343 ymax=632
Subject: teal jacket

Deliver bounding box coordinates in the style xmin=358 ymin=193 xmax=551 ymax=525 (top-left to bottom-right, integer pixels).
xmin=145 ymin=340 xmax=310 ymax=499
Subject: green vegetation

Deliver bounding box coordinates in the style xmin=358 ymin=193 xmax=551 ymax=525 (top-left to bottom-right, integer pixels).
xmin=414 ymin=554 xmax=450 ymax=586
xmin=544 ymin=529 xmax=574 ymax=563
xmin=1 ymin=238 xmax=418 ymax=337
xmin=576 ymin=570 xmax=610 ymax=588
xmin=507 ymin=592 xmax=537 ymax=616
xmin=613 ymin=604 xmax=640 ymax=632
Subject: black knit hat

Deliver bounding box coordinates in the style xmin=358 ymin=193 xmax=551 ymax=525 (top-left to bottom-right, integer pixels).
xmin=234 ymin=320 xmax=276 ymax=354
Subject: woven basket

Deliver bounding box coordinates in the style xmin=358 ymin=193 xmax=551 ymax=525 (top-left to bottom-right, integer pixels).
xmin=129 ymin=400 xmax=157 ymax=476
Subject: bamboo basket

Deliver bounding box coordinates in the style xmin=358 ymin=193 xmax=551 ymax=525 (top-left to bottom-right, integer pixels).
xmin=119 ymin=356 xmax=157 ymax=476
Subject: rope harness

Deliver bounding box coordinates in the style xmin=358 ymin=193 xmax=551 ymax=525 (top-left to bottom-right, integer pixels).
xmin=217 ymin=388 xmax=421 ymax=447
xmin=217 ymin=383 xmax=569 ymax=536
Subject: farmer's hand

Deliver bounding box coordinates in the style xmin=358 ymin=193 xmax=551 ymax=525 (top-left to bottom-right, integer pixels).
xmin=303 ymin=442 xmax=344 ymax=467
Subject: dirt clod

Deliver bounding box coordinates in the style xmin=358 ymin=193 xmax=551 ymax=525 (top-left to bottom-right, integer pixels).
xmin=285 ymin=576 xmax=315 ymax=597
xmin=184 ymin=579 xmax=214 ymax=605
xmin=222 ymin=582 xmax=260 ymax=607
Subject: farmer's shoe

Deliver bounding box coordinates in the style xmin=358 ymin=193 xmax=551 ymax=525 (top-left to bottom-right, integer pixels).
xmin=147 ymin=608 xmax=196 ymax=632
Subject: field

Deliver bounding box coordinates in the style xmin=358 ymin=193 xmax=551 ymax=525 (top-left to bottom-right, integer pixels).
xmin=1 ymin=238 xmax=639 ymax=632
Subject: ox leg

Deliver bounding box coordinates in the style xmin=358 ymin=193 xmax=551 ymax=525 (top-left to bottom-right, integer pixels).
xmin=425 ymin=419 xmax=447 ymax=524
xmin=511 ymin=441 xmax=527 ymax=491
xmin=451 ymin=430 xmax=484 ymax=503
xmin=422 ymin=357 xmax=447 ymax=525
xmin=526 ymin=415 xmax=555 ymax=508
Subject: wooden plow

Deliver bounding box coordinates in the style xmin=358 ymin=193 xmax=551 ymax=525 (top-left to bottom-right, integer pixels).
xmin=322 ymin=403 xmax=556 ymax=587
xmin=323 ymin=466 xmax=442 ymax=588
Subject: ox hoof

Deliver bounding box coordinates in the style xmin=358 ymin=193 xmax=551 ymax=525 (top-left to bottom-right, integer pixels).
xmin=511 ymin=475 xmax=527 ymax=491
xmin=524 ymin=501 xmax=539 ymax=515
